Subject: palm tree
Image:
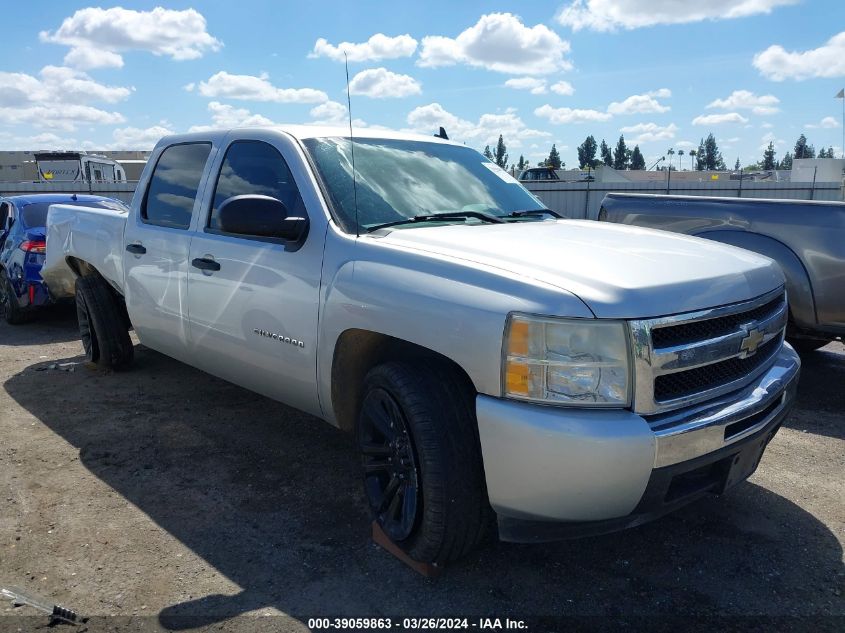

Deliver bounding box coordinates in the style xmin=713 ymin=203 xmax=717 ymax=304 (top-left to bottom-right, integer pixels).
xmin=689 ymin=150 xmax=697 ymax=170
xmin=667 ymin=148 xmax=675 ymax=170
xmin=678 ymin=149 xmax=685 ymax=170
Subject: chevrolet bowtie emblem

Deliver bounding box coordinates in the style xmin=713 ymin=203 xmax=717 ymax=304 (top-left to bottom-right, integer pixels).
xmin=739 ymin=327 xmax=765 ymax=357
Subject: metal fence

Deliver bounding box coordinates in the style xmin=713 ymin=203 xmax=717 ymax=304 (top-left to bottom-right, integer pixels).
xmin=0 ymin=181 xmax=138 ymax=204
xmin=3 ymin=179 xmax=844 ymax=221
xmin=524 ymin=180 xmax=845 ymax=220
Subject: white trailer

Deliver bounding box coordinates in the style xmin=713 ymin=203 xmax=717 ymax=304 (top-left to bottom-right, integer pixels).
xmin=34 ymin=152 xmax=127 ymax=183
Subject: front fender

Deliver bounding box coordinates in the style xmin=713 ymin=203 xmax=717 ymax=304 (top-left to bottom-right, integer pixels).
xmin=693 ymin=230 xmax=816 ymax=329
xmin=316 ymin=229 xmax=593 ymax=424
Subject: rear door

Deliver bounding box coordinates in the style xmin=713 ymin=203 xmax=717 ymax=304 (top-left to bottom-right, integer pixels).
xmin=185 ymin=133 xmax=323 ymax=416
xmin=122 ymin=142 xmax=214 ymax=361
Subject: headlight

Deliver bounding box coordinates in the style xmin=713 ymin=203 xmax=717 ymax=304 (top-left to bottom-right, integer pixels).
xmin=502 ymin=314 xmax=631 ymax=407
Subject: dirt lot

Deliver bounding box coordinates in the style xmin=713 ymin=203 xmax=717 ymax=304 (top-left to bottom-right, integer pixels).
xmin=1 ymin=306 xmax=843 ymax=631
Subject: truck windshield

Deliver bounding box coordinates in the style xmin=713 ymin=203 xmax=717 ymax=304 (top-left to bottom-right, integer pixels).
xmin=302 ymin=137 xmax=546 ymax=233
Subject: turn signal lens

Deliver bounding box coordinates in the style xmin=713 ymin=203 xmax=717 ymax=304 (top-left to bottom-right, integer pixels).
xmin=20 ymin=240 xmax=46 ymax=253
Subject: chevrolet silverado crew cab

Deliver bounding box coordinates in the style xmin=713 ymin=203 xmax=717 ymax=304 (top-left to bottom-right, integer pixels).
xmin=42 ymin=127 xmax=800 ymax=564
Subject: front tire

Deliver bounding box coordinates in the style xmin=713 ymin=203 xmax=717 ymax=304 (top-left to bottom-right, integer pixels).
xmin=75 ymin=275 xmax=133 ymax=369
xmin=357 ymin=361 xmax=492 ymax=564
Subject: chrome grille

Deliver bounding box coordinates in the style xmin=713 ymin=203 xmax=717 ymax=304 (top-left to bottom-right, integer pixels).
xmin=629 ymin=288 xmax=787 ymax=415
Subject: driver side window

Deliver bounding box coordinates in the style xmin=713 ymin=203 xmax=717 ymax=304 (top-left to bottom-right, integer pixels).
xmin=208 ymin=140 xmax=306 ymax=232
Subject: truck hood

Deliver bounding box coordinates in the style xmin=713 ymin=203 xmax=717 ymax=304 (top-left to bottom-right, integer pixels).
xmin=377 ymin=220 xmax=784 ymax=318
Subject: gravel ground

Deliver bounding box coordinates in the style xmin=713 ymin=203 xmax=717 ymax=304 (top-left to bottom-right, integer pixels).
xmin=0 ymin=306 xmax=843 ymax=632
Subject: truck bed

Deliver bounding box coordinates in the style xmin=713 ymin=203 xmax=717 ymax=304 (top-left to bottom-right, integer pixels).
xmin=42 ymin=203 xmax=128 ymax=299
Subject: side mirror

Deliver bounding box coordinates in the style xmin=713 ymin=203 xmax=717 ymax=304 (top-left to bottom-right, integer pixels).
xmin=217 ymin=195 xmax=307 ymax=242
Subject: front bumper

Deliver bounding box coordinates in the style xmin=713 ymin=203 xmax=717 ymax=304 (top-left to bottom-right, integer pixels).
xmin=476 ymin=343 xmax=800 ymax=542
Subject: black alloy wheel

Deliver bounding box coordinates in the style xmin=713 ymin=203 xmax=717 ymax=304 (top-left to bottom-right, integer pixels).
xmin=358 ymin=387 xmax=420 ymax=542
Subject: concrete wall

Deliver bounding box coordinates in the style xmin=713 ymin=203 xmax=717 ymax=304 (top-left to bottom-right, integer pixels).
xmin=523 ymin=179 xmax=845 ymax=220
xmin=0 ymin=181 xmax=138 ymax=204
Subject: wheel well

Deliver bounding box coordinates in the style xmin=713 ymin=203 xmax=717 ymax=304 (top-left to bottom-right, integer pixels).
xmin=65 ymin=256 xmax=98 ymax=279
xmin=330 ymin=329 xmax=476 ymax=433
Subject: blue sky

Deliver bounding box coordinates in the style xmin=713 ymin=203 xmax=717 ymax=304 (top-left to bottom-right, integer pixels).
xmin=2 ymin=1 xmax=844 ymax=169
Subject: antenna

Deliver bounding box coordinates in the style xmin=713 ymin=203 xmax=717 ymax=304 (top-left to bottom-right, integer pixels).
xmin=344 ymin=52 xmax=360 ymax=238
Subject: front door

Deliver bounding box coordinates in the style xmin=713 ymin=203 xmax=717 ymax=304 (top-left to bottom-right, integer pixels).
xmin=122 ymin=142 xmax=213 ymax=361
xmin=186 ymin=135 xmax=323 ymax=416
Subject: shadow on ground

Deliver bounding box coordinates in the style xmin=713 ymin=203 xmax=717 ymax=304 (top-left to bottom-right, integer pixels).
xmin=0 ymin=303 xmax=79 ymax=346
xmin=3 ymin=344 xmax=843 ymax=626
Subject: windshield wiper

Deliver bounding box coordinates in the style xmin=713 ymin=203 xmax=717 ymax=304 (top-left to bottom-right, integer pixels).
xmin=507 ymin=208 xmax=563 ymax=219
xmin=366 ymin=211 xmax=505 ymax=233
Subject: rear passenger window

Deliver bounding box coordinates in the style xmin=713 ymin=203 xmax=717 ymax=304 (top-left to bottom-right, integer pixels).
xmin=142 ymin=143 xmax=211 ymax=229
xmin=208 ymin=140 xmax=306 ymax=232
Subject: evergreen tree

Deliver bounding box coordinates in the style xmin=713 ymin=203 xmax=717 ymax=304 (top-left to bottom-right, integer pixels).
xmin=819 ymin=147 xmax=828 ymax=158
xmin=827 ymin=146 xmax=835 ymax=158
xmin=600 ymin=139 xmax=613 ymax=166
xmin=696 ymin=139 xmax=707 ymax=170
xmin=734 ymin=157 xmax=741 ymax=170
xmin=762 ymin=142 xmax=777 ymax=170
xmin=613 ymin=135 xmax=629 ymax=170
xmin=629 ymin=145 xmax=646 ymax=170
xmin=494 ymin=134 xmax=509 ymax=169
xmin=794 ymin=134 xmax=816 ymax=159
xmin=516 ymin=155 xmax=526 ymax=171
xmin=780 ymin=151 xmax=793 ymax=170
xmin=547 ymin=144 xmax=562 ymax=170
xmin=577 ymin=135 xmax=598 ymax=169
xmin=483 ymin=145 xmax=493 ymax=161
xmin=703 ymin=133 xmax=724 ymax=170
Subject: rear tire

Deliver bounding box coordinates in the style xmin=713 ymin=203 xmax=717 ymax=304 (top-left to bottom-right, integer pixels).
xmin=75 ymin=274 xmax=133 ymax=369
xmin=1 ymin=275 xmax=31 ymax=325
xmin=357 ymin=361 xmax=492 ymax=564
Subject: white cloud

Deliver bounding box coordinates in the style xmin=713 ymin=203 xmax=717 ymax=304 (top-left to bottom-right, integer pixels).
xmin=188 ymin=101 xmax=278 ymax=133
xmin=504 ymin=77 xmax=547 ymax=94
xmin=692 ymin=112 xmax=749 ymax=125
xmin=675 ymin=140 xmax=696 ymax=149
xmin=40 ymin=7 xmax=222 ymax=69
xmin=406 ymin=103 xmax=549 ymax=147
xmin=349 ymin=68 xmax=421 ymax=98
xmin=607 ymin=89 xmax=671 ymax=115
xmin=707 ymin=90 xmax=780 ymax=115
xmin=806 ymin=116 xmax=841 ymax=129
xmin=0 ymin=132 xmax=80 ymax=150
xmin=557 ymin=0 xmax=796 ymax=32
xmin=0 ymin=66 xmax=128 ymax=131
xmin=550 ymin=81 xmax=575 ymax=96
xmin=418 ymin=13 xmax=572 ymax=75
xmin=759 ymin=131 xmax=786 ymax=151
xmin=197 ymin=72 xmax=327 ymax=103
xmin=754 ymin=32 xmax=845 ymax=81
xmin=534 ymin=104 xmax=612 ymax=124
xmin=309 ymin=34 xmax=417 ymax=62
xmin=619 ymin=122 xmax=679 ymax=143
xmin=761 ymin=122 xmax=774 ymax=128
xmin=0 ymin=104 xmax=124 ymax=131
xmin=110 ymin=125 xmax=175 ymax=149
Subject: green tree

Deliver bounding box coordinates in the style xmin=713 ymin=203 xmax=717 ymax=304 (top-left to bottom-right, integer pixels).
xmin=613 ymin=135 xmax=629 ymax=170
xmin=696 ymin=139 xmax=706 ymax=170
xmin=734 ymin=157 xmax=741 ymax=170
xmin=819 ymin=147 xmax=828 ymax=158
xmin=483 ymin=145 xmax=493 ymax=161
xmin=600 ymin=139 xmax=613 ymax=166
xmin=629 ymin=145 xmax=646 ymax=170
xmin=577 ymin=135 xmax=598 ymax=169
xmin=779 ymin=151 xmax=793 ymax=170
xmin=762 ymin=142 xmax=777 ymax=170
xmin=516 ymin=154 xmax=527 ymax=171
xmin=547 ymin=144 xmax=563 ymax=169
xmin=826 ymin=145 xmax=835 ymax=158
xmin=689 ymin=150 xmax=697 ymax=170
xmin=494 ymin=134 xmax=509 ymax=169
xmin=794 ymin=134 xmax=816 ymax=159
xmin=703 ymin=133 xmax=725 ymax=170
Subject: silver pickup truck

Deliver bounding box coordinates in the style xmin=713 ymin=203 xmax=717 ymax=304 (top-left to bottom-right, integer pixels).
xmin=598 ymin=193 xmax=845 ymax=352
xmin=43 ymin=127 xmax=800 ymax=563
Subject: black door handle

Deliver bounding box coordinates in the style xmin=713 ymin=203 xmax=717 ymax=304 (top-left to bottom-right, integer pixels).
xmin=125 ymin=243 xmax=146 ymax=255
xmin=192 ymin=257 xmax=221 ymax=272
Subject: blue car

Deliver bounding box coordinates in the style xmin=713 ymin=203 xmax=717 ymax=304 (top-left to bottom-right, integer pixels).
xmin=0 ymin=194 xmax=128 ymax=324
